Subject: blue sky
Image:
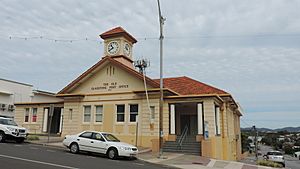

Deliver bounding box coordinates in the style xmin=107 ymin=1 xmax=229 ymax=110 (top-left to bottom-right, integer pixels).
xmin=0 ymin=0 xmax=299 ymax=129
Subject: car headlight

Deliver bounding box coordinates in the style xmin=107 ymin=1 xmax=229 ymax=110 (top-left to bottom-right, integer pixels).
xmin=6 ymin=127 xmax=16 ymax=132
xmin=119 ymin=146 xmax=132 ymax=151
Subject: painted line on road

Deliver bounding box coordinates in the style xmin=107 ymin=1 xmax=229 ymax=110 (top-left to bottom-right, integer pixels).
xmin=0 ymin=154 xmax=79 ymax=169
xmin=133 ymin=163 xmax=144 ymax=166
xmin=30 ymin=147 xmax=38 ymax=150
xmin=14 ymin=145 xmax=22 ymax=147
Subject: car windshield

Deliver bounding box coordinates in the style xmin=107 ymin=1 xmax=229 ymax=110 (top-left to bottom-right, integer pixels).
xmin=102 ymin=133 xmax=120 ymax=142
xmin=0 ymin=118 xmax=18 ymax=126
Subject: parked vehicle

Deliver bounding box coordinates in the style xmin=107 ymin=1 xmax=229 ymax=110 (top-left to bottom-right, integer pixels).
xmin=263 ymin=151 xmax=285 ymax=167
xmin=63 ymin=131 xmax=138 ymax=159
xmin=295 ymin=151 xmax=300 ymax=160
xmin=0 ymin=117 xmax=28 ymax=143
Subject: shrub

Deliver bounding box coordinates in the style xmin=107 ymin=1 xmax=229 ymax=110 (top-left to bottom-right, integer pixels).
xmin=257 ymin=160 xmax=283 ymax=168
xmin=27 ymin=135 xmax=40 ymax=141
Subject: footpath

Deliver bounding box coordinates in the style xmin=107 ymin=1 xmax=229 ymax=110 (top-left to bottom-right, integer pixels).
xmin=26 ymin=136 xmax=279 ymax=169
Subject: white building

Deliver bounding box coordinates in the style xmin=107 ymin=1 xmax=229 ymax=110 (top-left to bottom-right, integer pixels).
xmin=0 ymin=78 xmax=33 ymax=117
xmin=0 ymin=78 xmax=62 ymax=118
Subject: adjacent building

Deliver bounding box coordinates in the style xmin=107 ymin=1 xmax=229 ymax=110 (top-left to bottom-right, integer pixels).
xmin=14 ymin=27 xmax=243 ymax=160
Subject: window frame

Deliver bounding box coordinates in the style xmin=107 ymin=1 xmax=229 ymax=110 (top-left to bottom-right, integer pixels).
xmin=116 ymin=104 xmax=125 ymax=123
xmin=83 ymin=105 xmax=92 ymax=123
xmin=32 ymin=108 xmax=38 ymax=123
xmin=79 ymin=132 xmax=92 ymax=139
xmin=94 ymin=105 xmax=103 ymax=123
xmin=129 ymin=104 xmax=139 ymax=123
xmin=24 ymin=108 xmax=30 ymax=123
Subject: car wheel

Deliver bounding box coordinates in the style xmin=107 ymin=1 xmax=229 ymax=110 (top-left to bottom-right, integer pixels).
xmin=70 ymin=143 xmax=79 ymax=154
xmin=0 ymin=132 xmax=6 ymax=143
xmin=107 ymin=148 xmax=118 ymax=160
xmin=16 ymin=138 xmax=25 ymax=143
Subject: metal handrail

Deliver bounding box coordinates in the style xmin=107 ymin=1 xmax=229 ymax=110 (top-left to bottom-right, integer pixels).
xmin=177 ymin=125 xmax=188 ymax=149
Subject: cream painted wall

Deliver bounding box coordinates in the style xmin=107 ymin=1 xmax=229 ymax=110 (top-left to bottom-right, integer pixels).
xmin=72 ymin=63 xmax=148 ymax=94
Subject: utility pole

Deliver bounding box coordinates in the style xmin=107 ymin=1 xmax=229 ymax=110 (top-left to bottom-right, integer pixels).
xmin=157 ymin=0 xmax=165 ymax=158
xmin=253 ymin=125 xmax=258 ymax=160
xmin=47 ymin=104 xmax=54 ymax=143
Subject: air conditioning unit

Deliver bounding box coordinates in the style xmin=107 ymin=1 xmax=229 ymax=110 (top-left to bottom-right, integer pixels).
xmin=0 ymin=104 xmax=7 ymax=110
xmin=8 ymin=105 xmax=15 ymax=111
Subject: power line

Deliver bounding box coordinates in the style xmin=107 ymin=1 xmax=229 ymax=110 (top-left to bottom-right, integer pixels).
xmin=1 ymin=33 xmax=300 ymax=43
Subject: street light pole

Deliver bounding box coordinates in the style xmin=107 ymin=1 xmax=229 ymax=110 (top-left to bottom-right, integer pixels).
xmin=157 ymin=0 xmax=165 ymax=158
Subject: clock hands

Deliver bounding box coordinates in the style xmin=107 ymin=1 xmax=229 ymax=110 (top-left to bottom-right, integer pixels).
xmin=108 ymin=44 xmax=114 ymax=52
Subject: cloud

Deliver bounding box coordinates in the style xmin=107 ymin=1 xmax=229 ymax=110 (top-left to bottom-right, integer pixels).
xmin=0 ymin=0 xmax=300 ymax=128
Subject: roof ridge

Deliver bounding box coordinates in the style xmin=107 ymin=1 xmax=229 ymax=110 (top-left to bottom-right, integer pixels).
xmin=182 ymin=76 xmax=228 ymax=94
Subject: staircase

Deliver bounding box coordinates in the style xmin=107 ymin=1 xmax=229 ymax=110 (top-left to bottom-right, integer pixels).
xmin=162 ymin=135 xmax=201 ymax=155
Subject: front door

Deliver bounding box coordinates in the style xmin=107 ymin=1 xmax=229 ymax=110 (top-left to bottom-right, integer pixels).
xmin=78 ymin=132 xmax=93 ymax=152
xmin=180 ymin=115 xmax=190 ymax=135
xmin=91 ymin=132 xmax=107 ymax=154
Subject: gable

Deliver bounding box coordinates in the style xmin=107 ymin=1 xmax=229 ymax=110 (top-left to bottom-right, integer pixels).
xmin=70 ymin=63 xmax=151 ymax=94
xmin=58 ymin=57 xmax=159 ymax=94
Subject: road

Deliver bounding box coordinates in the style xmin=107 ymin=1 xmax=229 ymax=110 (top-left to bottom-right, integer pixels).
xmin=241 ymin=145 xmax=300 ymax=169
xmin=0 ymin=142 xmax=173 ymax=169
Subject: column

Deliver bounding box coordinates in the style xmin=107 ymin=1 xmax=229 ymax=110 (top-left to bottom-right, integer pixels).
xmin=170 ymin=104 xmax=175 ymax=134
xmin=59 ymin=108 xmax=64 ymax=133
xmin=42 ymin=108 xmax=48 ymax=132
xmin=197 ymin=103 xmax=203 ymax=134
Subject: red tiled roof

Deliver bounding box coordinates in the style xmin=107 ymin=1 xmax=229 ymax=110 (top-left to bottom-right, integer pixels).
xmin=154 ymin=76 xmax=228 ymax=95
xmin=100 ymin=26 xmax=137 ymax=43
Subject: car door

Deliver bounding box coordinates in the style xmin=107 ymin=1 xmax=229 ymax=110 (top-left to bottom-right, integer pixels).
xmin=77 ymin=132 xmax=93 ymax=152
xmin=90 ymin=132 xmax=107 ymax=154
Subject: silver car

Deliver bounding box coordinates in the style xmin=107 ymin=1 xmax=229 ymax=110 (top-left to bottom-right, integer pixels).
xmin=263 ymin=151 xmax=285 ymax=167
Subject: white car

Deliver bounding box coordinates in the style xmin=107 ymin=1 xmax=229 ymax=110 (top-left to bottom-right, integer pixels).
xmin=63 ymin=131 xmax=138 ymax=159
xmin=295 ymin=151 xmax=300 ymax=160
xmin=263 ymin=151 xmax=285 ymax=167
xmin=0 ymin=117 xmax=28 ymax=143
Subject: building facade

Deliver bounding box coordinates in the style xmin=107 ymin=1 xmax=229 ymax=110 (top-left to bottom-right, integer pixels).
xmin=0 ymin=78 xmax=33 ymax=118
xmin=14 ymin=27 xmax=242 ymax=160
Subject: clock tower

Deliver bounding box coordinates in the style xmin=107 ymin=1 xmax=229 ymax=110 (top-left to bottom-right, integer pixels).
xmin=100 ymin=27 xmax=137 ymax=68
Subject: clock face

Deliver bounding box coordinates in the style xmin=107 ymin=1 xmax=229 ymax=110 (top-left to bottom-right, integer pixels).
xmin=107 ymin=41 xmax=119 ymax=55
xmin=123 ymin=43 xmax=131 ymax=56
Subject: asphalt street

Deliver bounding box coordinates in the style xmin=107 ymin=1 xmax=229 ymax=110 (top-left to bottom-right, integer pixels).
xmin=0 ymin=142 xmax=174 ymax=169
xmin=241 ymin=145 xmax=300 ymax=169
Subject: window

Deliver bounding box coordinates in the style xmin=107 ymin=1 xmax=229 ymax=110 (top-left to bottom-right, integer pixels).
xmin=116 ymin=105 xmax=125 ymax=122
xmin=150 ymin=106 xmax=155 ymax=121
xmin=92 ymin=133 xmax=105 ymax=141
xmin=79 ymin=132 xmax=92 ymax=138
xmin=95 ymin=106 xmax=103 ymax=122
xmin=24 ymin=108 xmax=29 ymax=122
xmin=32 ymin=108 xmax=37 ymax=122
xmin=69 ymin=109 xmax=73 ymax=120
xmin=83 ymin=106 xmax=91 ymax=122
xmin=129 ymin=104 xmax=138 ymax=122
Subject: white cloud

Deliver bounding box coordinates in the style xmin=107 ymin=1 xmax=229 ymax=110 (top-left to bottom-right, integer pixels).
xmin=0 ymin=0 xmax=300 ymax=128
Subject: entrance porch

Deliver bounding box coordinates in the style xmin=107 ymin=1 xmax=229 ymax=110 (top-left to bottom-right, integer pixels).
xmin=163 ymin=102 xmax=204 ymax=155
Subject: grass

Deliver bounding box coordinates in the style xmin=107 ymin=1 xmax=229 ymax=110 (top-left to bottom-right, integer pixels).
xmin=257 ymin=160 xmax=283 ymax=168
xmin=26 ymin=135 xmax=40 ymax=141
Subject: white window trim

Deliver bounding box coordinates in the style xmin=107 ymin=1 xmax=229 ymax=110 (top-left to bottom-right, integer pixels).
xmin=129 ymin=104 xmax=139 ymax=123
xmin=31 ymin=107 xmax=38 ymax=123
xmin=83 ymin=105 xmax=92 ymax=124
xmin=94 ymin=105 xmax=103 ymax=124
xmin=24 ymin=108 xmax=30 ymax=123
xmin=115 ymin=104 xmax=126 ymax=124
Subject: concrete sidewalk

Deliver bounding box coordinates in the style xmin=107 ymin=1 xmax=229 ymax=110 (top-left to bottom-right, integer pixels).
xmin=26 ymin=138 xmax=279 ymax=169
